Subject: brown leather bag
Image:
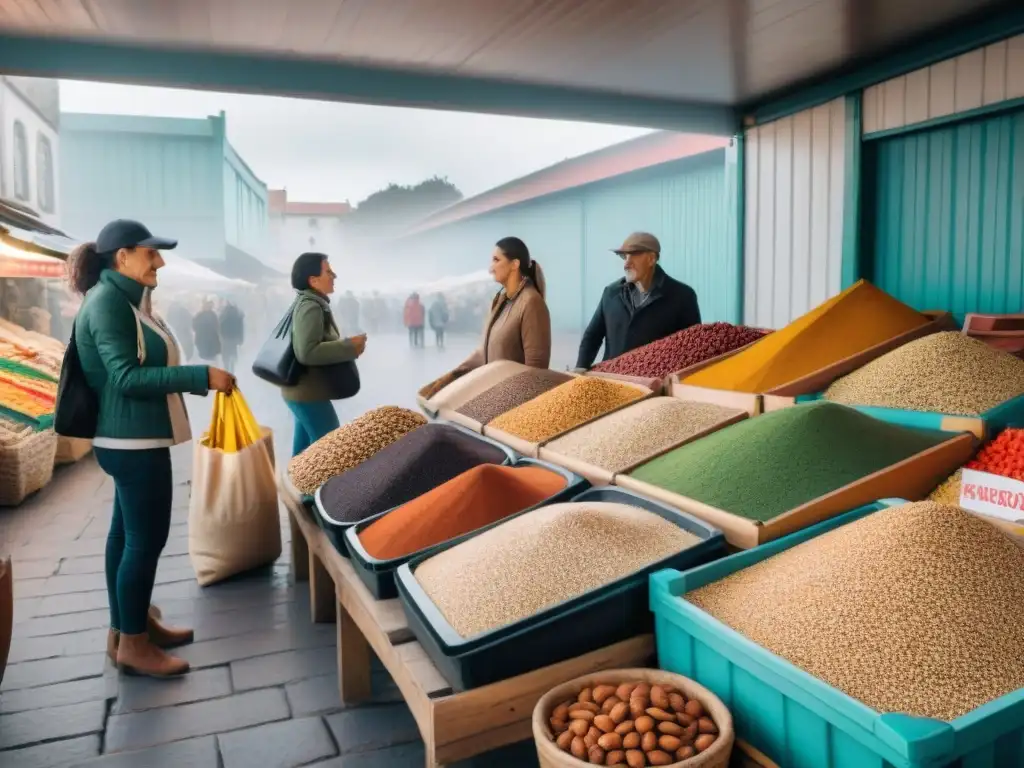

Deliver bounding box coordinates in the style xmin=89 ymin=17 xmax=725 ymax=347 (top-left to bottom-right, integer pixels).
xmin=0 ymin=556 xmax=12 ymax=686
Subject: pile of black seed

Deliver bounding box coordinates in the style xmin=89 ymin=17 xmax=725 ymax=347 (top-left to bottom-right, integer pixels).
xmin=456 ymin=369 xmax=572 ymax=424
xmin=317 ymin=423 xmax=508 ymax=524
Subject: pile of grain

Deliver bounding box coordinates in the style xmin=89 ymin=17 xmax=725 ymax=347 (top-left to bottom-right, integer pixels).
xmin=287 ymin=406 xmax=427 ymax=495
xmin=544 ymin=398 xmax=744 ymax=473
xmin=593 ymin=322 xmax=769 ymax=379
xmin=825 ymin=332 xmax=1024 ymax=415
xmin=683 ymin=280 xmax=928 ymax=393
xmin=416 ymin=502 xmax=700 ymax=638
xmin=628 ymin=402 xmax=945 ymax=521
xmin=488 ymin=377 xmax=646 ymax=443
xmin=928 ymin=468 xmax=963 ymax=505
xmin=456 ymin=368 xmax=572 ymax=424
xmin=316 ymin=423 xmax=508 ymax=523
xmin=686 ymin=501 xmax=1024 ymax=720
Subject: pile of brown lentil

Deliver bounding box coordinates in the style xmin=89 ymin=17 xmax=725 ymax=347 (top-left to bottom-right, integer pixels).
xmin=928 ymin=468 xmax=963 ymax=506
xmin=686 ymin=501 xmax=1024 ymax=721
xmin=592 ymin=322 xmax=769 ymax=379
xmin=287 ymin=406 xmax=427 ymax=494
xmin=544 ymin=397 xmax=744 ymax=473
xmin=488 ymin=377 xmax=646 ymax=443
xmin=456 ymin=368 xmax=571 ymax=424
xmin=416 ymin=502 xmax=700 ymax=638
xmin=824 ymin=332 xmax=1024 ymax=415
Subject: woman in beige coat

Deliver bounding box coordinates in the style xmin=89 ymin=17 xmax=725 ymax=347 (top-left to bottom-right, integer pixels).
xmin=454 ymin=237 xmax=551 ymax=374
xmin=420 ymin=238 xmax=551 ymax=399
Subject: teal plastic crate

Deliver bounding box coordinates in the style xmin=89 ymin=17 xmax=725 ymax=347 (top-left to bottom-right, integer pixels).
xmin=649 ymin=498 xmax=1024 ymax=768
xmin=794 ymin=393 xmax=1024 ymax=440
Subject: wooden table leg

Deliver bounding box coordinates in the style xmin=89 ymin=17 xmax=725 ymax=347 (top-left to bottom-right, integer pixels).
xmin=289 ymin=511 xmax=309 ymax=582
xmin=337 ymin=596 xmax=372 ymax=704
xmin=310 ymin=552 xmax=336 ymax=623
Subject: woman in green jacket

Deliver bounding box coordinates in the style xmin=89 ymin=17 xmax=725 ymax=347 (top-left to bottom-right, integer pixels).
xmin=283 ymin=252 xmax=367 ymax=457
xmin=69 ymin=219 xmax=235 ymax=679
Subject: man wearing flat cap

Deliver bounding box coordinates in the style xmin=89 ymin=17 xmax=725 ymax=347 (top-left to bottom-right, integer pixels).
xmin=575 ymin=232 xmax=701 ymax=370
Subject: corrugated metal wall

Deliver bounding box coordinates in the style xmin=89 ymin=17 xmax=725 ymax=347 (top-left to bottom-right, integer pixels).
xmin=743 ymin=98 xmax=848 ymax=329
xmin=863 ymin=34 xmax=1024 ymax=135
xmin=868 ymin=107 xmax=1024 ymax=316
xmin=393 ymin=150 xmax=731 ymax=333
xmin=223 ymin=149 xmax=268 ymax=259
xmin=60 ymin=128 xmax=224 ymax=259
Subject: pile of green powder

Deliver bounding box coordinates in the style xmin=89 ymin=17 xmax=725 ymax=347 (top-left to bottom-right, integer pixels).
xmin=627 ymin=402 xmax=948 ymax=521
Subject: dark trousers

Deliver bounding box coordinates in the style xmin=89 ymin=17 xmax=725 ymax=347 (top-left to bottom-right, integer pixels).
xmin=434 ymin=328 xmax=445 ymax=348
xmin=408 ymin=326 xmax=424 ymax=347
xmin=95 ymin=447 xmax=173 ymax=635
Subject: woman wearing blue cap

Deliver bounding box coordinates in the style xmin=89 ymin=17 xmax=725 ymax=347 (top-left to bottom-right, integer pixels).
xmin=67 ymin=219 xmax=235 ymax=679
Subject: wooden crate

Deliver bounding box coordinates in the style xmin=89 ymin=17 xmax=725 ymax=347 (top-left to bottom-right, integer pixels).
xmin=538 ymin=402 xmax=748 ymax=487
xmin=483 ymin=380 xmax=655 ymax=459
xmin=278 ymin=473 xmax=655 ymax=767
xmin=616 ymin=432 xmax=976 ymax=549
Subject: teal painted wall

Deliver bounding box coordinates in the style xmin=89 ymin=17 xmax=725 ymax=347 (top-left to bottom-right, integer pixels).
xmin=60 ymin=114 xmax=225 ymax=261
xmin=223 ymin=142 xmax=269 ymax=259
xmin=866 ymin=108 xmax=1024 ymax=317
xmin=394 ymin=150 xmax=731 ymax=332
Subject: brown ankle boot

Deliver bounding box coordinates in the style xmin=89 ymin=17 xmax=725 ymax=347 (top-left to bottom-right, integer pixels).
xmin=147 ymin=614 xmax=194 ymax=649
xmin=116 ymin=632 xmax=189 ymax=678
xmin=106 ymin=629 xmax=119 ymax=664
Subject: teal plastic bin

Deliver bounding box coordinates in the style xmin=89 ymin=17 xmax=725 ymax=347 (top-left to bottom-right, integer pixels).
xmin=796 ymin=392 xmax=1024 ymax=439
xmin=649 ymin=498 xmax=1024 ymax=768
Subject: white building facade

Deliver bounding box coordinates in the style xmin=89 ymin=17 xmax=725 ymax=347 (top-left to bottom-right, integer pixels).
xmin=268 ymin=189 xmax=350 ymax=272
xmin=0 ymin=77 xmax=59 ymax=228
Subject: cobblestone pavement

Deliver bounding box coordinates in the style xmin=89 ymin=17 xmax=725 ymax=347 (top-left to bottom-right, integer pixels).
xmin=0 ymin=332 xmax=582 ymax=767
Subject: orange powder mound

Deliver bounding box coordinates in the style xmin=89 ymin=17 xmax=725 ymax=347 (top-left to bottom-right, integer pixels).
xmin=358 ymin=464 xmax=567 ymax=560
xmin=683 ymin=280 xmax=929 ymax=393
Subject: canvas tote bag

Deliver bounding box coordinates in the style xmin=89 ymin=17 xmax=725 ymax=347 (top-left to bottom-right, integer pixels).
xmin=188 ymin=393 xmax=281 ymax=586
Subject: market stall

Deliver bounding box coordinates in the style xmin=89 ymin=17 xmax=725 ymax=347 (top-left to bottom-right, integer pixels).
xmin=275 ymin=278 xmax=1024 ymax=768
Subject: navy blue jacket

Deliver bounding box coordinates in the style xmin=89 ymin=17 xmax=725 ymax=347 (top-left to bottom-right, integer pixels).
xmin=576 ymin=266 xmax=701 ymax=368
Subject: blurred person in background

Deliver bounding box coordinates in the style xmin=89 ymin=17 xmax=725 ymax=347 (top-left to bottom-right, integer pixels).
xmin=575 ymin=232 xmax=701 ymax=370
xmin=166 ymin=300 xmax=194 ymax=360
xmin=66 ymin=219 xmax=234 ymax=678
xmin=404 ymin=292 xmax=425 ymax=348
xmin=335 ymin=290 xmax=361 ymax=335
xmin=218 ymin=300 xmax=245 ymax=374
xmin=192 ymin=298 xmax=221 ymax=364
xmin=282 ymin=252 xmax=367 ymax=457
xmin=428 ymin=293 xmax=450 ymax=349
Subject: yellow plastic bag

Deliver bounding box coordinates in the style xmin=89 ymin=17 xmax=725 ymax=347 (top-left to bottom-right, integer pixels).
xmin=202 ymin=390 xmax=261 ymax=452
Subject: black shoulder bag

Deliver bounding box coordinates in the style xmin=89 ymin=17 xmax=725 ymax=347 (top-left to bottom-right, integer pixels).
xmin=54 ymin=322 xmax=99 ymax=439
xmin=252 ymin=301 xmax=361 ymax=400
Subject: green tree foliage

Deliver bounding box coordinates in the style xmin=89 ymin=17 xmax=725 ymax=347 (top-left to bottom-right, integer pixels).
xmin=344 ymin=176 xmax=462 ymax=237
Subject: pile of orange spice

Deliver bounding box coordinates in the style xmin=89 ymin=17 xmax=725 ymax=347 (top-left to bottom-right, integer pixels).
xmin=358 ymin=463 xmax=567 ymax=560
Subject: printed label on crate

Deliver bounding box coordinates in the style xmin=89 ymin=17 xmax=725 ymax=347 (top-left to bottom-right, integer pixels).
xmin=960 ymin=469 xmax=1024 ymax=524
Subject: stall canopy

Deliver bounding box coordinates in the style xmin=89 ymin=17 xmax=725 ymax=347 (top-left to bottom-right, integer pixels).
xmin=0 ymin=240 xmax=64 ymax=279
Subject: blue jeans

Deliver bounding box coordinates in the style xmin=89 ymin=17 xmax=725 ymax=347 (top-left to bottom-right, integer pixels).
xmin=286 ymin=400 xmax=341 ymax=457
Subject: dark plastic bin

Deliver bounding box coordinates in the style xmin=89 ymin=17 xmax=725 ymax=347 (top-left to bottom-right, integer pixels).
xmin=394 ymin=485 xmax=727 ymax=690
xmin=313 ymin=422 xmax=516 ymax=558
xmin=345 ymin=458 xmax=587 ymax=599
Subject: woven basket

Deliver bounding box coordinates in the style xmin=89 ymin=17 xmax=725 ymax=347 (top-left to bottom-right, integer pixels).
xmin=533 ymin=668 xmax=734 ymax=768
xmin=0 ymin=427 xmax=57 ymax=506
xmin=55 ymin=436 xmax=92 ymax=465
xmin=0 ymin=557 xmax=11 ymax=687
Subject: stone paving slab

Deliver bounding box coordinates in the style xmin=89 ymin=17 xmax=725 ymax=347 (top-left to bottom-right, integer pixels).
xmin=1 ymin=334 xmax=551 ymax=767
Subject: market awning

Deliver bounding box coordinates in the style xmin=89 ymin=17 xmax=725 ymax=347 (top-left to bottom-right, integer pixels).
xmin=0 ymin=241 xmax=64 ymax=279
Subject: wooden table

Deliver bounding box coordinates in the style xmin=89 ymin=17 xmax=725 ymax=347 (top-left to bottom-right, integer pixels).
xmin=279 ymin=473 xmax=655 ymax=767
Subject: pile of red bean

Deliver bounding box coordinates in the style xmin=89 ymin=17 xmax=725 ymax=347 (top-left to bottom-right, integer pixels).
xmin=593 ymin=322 xmax=770 ymax=379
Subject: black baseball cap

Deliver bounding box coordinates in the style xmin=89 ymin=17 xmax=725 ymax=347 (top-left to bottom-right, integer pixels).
xmin=96 ymin=219 xmax=177 ymax=254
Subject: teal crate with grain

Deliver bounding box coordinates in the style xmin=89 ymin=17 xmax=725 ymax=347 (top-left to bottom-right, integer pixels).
xmin=649 ymin=499 xmax=1024 ymax=768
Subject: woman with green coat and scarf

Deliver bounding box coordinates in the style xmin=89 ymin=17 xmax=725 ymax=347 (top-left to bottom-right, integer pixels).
xmin=68 ymin=219 xmax=235 ymax=679
xmin=282 ymin=252 xmax=367 ymax=457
